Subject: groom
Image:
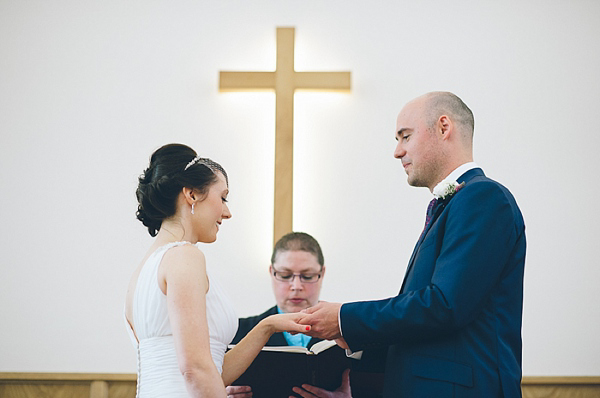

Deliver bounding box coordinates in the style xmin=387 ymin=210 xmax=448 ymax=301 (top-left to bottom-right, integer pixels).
xmin=299 ymin=92 xmax=526 ymax=397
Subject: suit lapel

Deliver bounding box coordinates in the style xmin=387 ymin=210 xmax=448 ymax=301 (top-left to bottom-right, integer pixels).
xmin=399 ymin=168 xmax=484 ymax=293
xmin=400 ymin=201 xmax=444 ymax=293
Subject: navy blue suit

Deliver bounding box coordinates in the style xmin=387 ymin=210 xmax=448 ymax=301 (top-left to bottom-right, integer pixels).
xmin=341 ymin=168 xmax=526 ymax=397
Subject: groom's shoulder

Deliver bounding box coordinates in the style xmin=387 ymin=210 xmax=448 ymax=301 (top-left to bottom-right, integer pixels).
xmin=462 ymin=170 xmax=516 ymax=200
xmin=458 ymin=173 xmax=524 ymax=223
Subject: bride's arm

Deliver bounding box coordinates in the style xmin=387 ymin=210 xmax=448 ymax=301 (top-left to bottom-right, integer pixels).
xmin=161 ymin=245 xmax=226 ymax=398
xmin=221 ymin=312 xmax=310 ymax=386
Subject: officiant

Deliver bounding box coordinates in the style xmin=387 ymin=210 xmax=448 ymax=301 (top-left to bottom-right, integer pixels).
xmin=232 ymin=232 xmax=326 ymax=349
xmin=226 ymin=232 xmax=385 ymax=398
xmin=226 ymin=232 xmax=344 ymax=397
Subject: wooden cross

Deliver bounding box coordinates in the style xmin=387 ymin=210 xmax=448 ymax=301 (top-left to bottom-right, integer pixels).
xmin=219 ymin=27 xmax=351 ymax=245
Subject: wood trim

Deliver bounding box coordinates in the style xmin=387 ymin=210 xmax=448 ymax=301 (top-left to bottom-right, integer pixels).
xmin=0 ymin=373 xmax=137 ymax=398
xmin=2 ymin=373 xmax=598 ymax=385
xmin=0 ymin=373 xmax=136 ymax=381
xmin=522 ymin=376 xmax=600 ymax=385
xmin=1 ymin=373 xmax=599 ymax=398
xmin=90 ymin=380 xmax=109 ymax=398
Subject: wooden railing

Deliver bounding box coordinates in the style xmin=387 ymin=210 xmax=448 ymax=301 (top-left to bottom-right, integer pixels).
xmin=522 ymin=376 xmax=600 ymax=398
xmin=1 ymin=373 xmax=599 ymax=398
xmin=0 ymin=373 xmax=136 ymax=398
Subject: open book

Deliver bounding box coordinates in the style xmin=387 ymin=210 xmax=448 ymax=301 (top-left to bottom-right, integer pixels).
xmin=230 ymin=340 xmax=352 ymax=397
xmin=243 ymin=338 xmax=338 ymax=354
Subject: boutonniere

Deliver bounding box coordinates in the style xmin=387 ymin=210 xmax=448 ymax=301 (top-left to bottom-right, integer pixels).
xmin=433 ymin=180 xmax=465 ymax=200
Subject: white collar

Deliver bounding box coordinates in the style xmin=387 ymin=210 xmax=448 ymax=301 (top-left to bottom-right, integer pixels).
xmin=432 ymin=162 xmax=479 ymax=195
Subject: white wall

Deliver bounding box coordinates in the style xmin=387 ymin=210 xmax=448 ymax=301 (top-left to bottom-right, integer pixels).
xmin=1 ymin=0 xmax=599 ymax=376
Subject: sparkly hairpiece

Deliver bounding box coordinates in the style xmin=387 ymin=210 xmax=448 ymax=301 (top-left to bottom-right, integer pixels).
xmin=184 ymin=155 xmax=228 ymax=185
xmin=184 ymin=155 xmax=203 ymax=171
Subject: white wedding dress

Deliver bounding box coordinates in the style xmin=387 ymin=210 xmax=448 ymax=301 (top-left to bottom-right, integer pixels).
xmin=126 ymin=242 xmax=238 ymax=397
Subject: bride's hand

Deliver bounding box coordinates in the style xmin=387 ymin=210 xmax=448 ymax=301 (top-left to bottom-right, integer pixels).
xmin=260 ymin=313 xmax=311 ymax=334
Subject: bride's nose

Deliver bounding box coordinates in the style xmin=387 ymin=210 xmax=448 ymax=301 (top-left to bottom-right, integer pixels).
xmin=222 ymin=203 xmax=232 ymax=219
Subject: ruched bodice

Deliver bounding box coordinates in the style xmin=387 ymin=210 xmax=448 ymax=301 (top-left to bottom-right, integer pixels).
xmin=126 ymin=242 xmax=237 ymax=397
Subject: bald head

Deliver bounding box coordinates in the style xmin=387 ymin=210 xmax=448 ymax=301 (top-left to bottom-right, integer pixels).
xmin=419 ymin=92 xmax=474 ymax=142
xmin=394 ymin=92 xmax=475 ymax=190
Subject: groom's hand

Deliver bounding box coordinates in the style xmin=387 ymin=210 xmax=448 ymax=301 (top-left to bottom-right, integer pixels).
xmin=299 ymin=301 xmax=342 ymax=341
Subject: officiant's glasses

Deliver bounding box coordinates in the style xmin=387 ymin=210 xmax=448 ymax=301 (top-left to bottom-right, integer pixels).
xmin=272 ymin=268 xmax=322 ymax=284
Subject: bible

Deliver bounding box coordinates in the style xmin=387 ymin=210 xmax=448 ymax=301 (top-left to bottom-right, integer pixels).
xmin=230 ymin=339 xmax=352 ymax=397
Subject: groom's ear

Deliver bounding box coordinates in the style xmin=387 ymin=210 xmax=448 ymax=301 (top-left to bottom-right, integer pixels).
xmin=437 ymin=115 xmax=453 ymax=140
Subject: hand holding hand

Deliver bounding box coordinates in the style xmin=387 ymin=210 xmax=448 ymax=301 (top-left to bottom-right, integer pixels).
xmin=225 ymin=385 xmax=252 ymax=397
xmin=291 ymin=369 xmax=351 ymax=398
xmin=261 ymin=312 xmax=312 ymax=335
xmin=298 ymin=301 xmax=342 ymax=341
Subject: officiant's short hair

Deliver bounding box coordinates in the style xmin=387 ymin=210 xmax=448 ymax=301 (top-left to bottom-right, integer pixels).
xmin=271 ymin=232 xmax=324 ymax=268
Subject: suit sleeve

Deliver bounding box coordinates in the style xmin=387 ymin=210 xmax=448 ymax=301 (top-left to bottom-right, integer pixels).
xmin=340 ymin=180 xmax=523 ymax=351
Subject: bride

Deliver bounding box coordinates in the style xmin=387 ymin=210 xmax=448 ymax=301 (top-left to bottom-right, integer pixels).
xmin=125 ymin=143 xmax=309 ymax=397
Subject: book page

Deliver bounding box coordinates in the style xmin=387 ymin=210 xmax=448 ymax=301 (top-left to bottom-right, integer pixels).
xmin=308 ymin=339 xmax=337 ymax=354
xmin=228 ymin=344 xmax=309 ymax=354
xmin=227 ymin=339 xmax=337 ymax=355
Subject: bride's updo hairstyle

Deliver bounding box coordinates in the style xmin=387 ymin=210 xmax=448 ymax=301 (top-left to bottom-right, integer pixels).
xmin=136 ymin=143 xmax=228 ymax=237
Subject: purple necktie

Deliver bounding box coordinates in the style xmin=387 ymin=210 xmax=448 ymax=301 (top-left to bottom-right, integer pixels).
xmin=419 ymin=198 xmax=438 ymax=240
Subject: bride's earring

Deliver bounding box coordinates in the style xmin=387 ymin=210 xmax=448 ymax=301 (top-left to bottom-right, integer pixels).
xmin=191 ymin=203 xmax=195 ymax=215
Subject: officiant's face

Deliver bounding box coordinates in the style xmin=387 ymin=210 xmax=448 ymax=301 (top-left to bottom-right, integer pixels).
xmin=270 ymin=250 xmax=325 ymax=314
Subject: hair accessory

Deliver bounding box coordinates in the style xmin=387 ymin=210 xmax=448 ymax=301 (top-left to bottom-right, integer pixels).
xmin=184 ymin=155 xmax=229 ymax=186
xmin=185 ymin=155 xmax=203 ymax=170
xmin=185 ymin=156 xmax=221 ymax=174
xmin=191 ymin=203 xmax=195 ymax=215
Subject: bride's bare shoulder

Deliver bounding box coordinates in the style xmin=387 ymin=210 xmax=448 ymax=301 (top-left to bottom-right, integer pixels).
xmin=159 ymin=244 xmax=207 ymax=280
